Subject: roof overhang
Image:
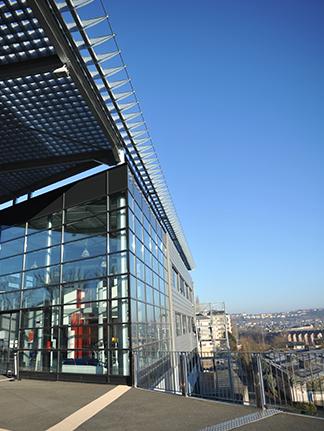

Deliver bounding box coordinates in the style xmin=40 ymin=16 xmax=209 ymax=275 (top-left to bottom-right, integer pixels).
xmin=0 ymin=0 xmax=122 ymax=205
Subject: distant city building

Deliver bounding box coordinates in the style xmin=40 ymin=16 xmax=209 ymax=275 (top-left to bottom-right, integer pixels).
xmin=195 ymin=303 xmax=231 ymax=354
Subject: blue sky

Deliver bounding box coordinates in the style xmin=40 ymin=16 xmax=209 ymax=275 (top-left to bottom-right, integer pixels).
xmin=104 ymin=0 xmax=324 ymax=313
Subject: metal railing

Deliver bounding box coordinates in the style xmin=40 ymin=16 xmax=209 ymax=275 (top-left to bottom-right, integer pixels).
xmin=0 ymin=347 xmax=18 ymax=379
xmin=133 ymin=349 xmax=324 ymax=415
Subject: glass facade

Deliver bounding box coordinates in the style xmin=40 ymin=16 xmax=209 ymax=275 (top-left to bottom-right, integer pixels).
xmin=128 ymin=172 xmax=170 ymax=357
xmin=0 ymin=165 xmax=171 ymax=381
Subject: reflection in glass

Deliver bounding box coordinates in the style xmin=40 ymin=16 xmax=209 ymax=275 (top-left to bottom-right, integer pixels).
xmin=64 ymin=214 xmax=106 ymax=243
xmin=0 ymin=225 xmax=25 ymax=243
xmin=60 ymin=350 xmax=107 ymax=375
xmin=25 ymin=246 xmax=60 ymax=270
xmin=21 ymin=307 xmax=60 ymax=329
xmin=0 ymin=254 xmax=23 ymax=276
xmin=0 ymin=290 xmax=20 ymax=311
xmin=108 ymin=252 xmax=127 ymax=275
xmin=109 ymin=209 xmax=126 ymax=231
xmin=63 ymin=236 xmax=106 ymax=262
xmin=0 ymin=273 xmax=21 ymax=292
xmin=63 ymin=279 xmax=107 ymax=304
xmin=111 ymin=299 xmax=128 ymax=323
xmin=110 ymin=275 xmax=128 ymax=299
xmin=62 ymin=256 xmax=106 ymax=282
xmin=20 ymin=350 xmax=58 ymax=373
xmin=109 ymin=230 xmax=127 ymax=253
xmin=0 ymin=236 xmax=24 ymax=259
xmin=22 ymin=286 xmax=60 ymax=309
xmin=27 ymin=229 xmax=61 ymax=252
xmin=109 ymin=193 xmax=126 ymax=211
xmin=28 ymin=212 xmax=62 ymax=235
xmin=24 ymin=266 xmax=60 ymax=289
xmin=20 ymin=326 xmax=59 ymax=350
xmin=65 ymin=198 xmax=106 ymax=224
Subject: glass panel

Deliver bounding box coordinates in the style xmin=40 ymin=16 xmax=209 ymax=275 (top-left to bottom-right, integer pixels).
xmin=62 ymin=302 xmax=107 ymax=326
xmin=110 ymin=275 xmax=128 ymax=299
xmin=128 ymin=209 xmax=134 ymax=232
xmin=135 ymin=237 xmax=144 ymax=260
xmin=63 ymin=279 xmax=107 ymax=304
xmin=108 ymin=252 xmax=127 ymax=275
xmin=0 ymin=290 xmax=20 ymax=311
xmin=63 ymin=236 xmax=106 ymax=262
xmin=0 ymin=225 xmax=25 ymax=243
xmin=130 ymin=276 xmax=136 ymax=299
xmin=146 ymin=285 xmax=153 ymax=305
xmin=109 ymin=230 xmax=127 ymax=253
xmin=64 ymin=214 xmax=106 ymax=242
xmin=61 ymin=325 xmax=107 ymax=352
xmin=21 ymin=307 xmax=60 ymax=329
xmin=27 ymin=229 xmax=61 ymax=252
xmin=25 ymin=246 xmax=61 ymax=270
xmin=0 ymin=274 xmax=21 ymax=292
xmin=129 ymin=231 xmax=135 ymax=254
xmin=22 ymin=286 xmax=60 ymax=308
xmin=109 ymin=349 xmax=129 ymax=376
xmin=65 ymin=198 xmax=106 ymax=224
xmin=131 ymin=300 xmax=137 ymax=322
xmin=0 ymin=236 xmax=24 ymax=259
xmin=110 ymin=324 xmax=129 ymax=349
xmin=111 ymin=299 xmax=128 ymax=323
xmin=61 ymin=350 xmax=107 ymax=375
xmin=19 ymin=350 xmax=58 ymax=373
xmin=28 ymin=212 xmax=62 ymax=234
xmin=135 ymin=217 xmax=143 ymax=241
xmin=62 ymin=256 xmax=106 ymax=282
xmin=137 ymin=301 xmax=146 ymax=323
xmin=20 ymin=327 xmax=59 ymax=350
xmin=137 ymin=280 xmax=145 ymax=302
xmin=136 ymin=259 xmax=144 ymax=281
xmin=109 ymin=209 xmax=126 ymax=231
xmin=147 ymin=305 xmax=154 ymax=323
xmin=24 ymin=266 xmax=60 ymax=289
xmin=0 ymin=254 xmax=23 ymax=276
xmin=109 ymin=193 xmax=126 ymax=211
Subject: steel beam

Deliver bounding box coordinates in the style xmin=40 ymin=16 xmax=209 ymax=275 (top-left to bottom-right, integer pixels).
xmin=0 ymin=55 xmax=62 ymax=81
xmin=0 ymin=150 xmax=114 ymax=173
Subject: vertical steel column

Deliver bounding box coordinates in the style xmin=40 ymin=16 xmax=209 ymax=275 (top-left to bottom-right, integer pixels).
xmin=179 ymin=352 xmax=188 ymax=397
xmin=256 ymin=353 xmax=266 ymax=410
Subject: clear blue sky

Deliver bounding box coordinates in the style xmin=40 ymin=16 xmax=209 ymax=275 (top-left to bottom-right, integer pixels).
xmin=104 ymin=0 xmax=324 ymax=313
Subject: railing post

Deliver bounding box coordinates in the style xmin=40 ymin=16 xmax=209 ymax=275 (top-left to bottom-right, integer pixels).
xmin=227 ymin=351 xmax=235 ymax=402
xmin=256 ymin=353 xmax=266 ymax=410
xmin=132 ymin=351 xmax=138 ymax=388
xmin=179 ymin=352 xmax=188 ymax=397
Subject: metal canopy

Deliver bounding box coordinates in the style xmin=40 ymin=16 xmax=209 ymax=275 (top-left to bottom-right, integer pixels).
xmin=0 ymin=0 xmax=194 ymax=270
xmin=0 ymin=0 xmax=121 ymax=203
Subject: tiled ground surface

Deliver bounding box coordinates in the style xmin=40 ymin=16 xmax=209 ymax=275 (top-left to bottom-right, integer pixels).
xmin=0 ymin=379 xmax=323 ymax=431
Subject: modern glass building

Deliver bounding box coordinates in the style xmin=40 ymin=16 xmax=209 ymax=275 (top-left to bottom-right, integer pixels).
xmin=0 ymin=0 xmax=196 ymax=384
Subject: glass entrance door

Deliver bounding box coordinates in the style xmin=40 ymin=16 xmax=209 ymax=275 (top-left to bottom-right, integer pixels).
xmin=0 ymin=312 xmax=19 ymax=376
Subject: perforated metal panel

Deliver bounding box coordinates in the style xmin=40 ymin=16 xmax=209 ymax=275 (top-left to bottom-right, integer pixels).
xmin=0 ymin=0 xmax=54 ymax=64
xmin=0 ymin=0 xmax=117 ymax=203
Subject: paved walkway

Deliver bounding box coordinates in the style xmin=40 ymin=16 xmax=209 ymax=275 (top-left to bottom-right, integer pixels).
xmin=0 ymin=379 xmax=323 ymax=431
